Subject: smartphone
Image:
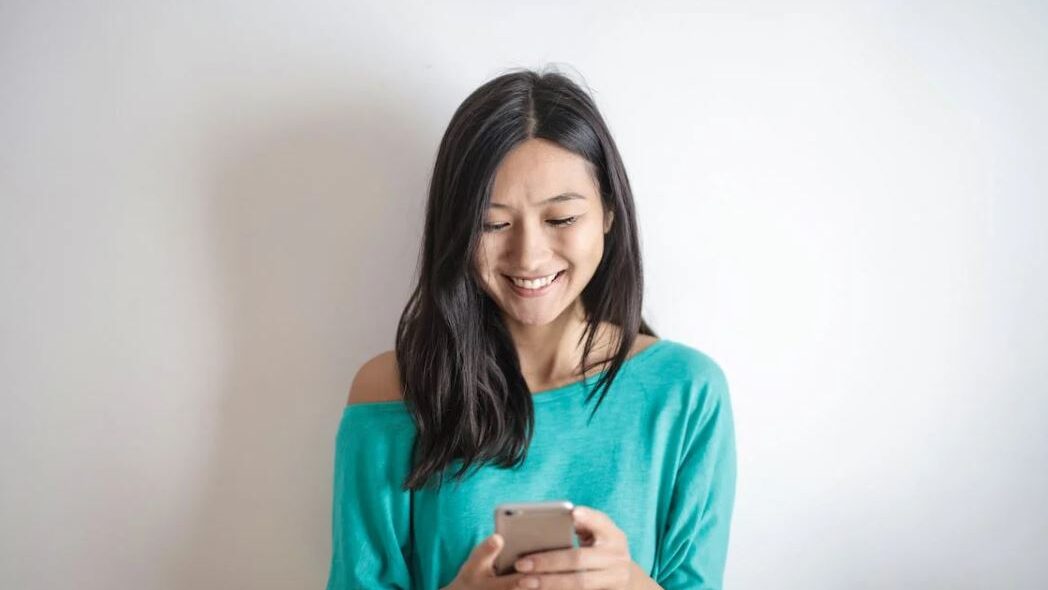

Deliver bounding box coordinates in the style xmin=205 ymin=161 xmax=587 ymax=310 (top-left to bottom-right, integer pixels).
xmin=493 ymin=500 xmax=577 ymax=576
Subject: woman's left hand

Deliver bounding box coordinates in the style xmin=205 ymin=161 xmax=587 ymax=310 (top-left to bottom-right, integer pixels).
xmin=510 ymin=504 xmax=640 ymax=589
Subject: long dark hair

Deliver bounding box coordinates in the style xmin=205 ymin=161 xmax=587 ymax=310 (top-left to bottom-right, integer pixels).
xmin=395 ymin=66 xmax=656 ymax=491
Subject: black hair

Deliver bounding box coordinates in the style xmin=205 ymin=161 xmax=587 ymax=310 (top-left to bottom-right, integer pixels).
xmin=395 ymin=65 xmax=656 ymax=491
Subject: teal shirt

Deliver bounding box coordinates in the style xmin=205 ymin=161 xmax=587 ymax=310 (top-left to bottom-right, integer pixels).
xmin=325 ymin=338 xmax=737 ymax=589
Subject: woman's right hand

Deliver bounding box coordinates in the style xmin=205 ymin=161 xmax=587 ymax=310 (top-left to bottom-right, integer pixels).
xmin=442 ymin=533 xmax=531 ymax=590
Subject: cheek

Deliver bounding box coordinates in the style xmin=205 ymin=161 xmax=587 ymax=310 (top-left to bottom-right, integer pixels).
xmin=562 ymin=226 xmax=605 ymax=264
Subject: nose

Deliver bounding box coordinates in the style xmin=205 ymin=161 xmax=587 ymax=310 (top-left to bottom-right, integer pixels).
xmin=508 ymin=217 xmax=551 ymax=272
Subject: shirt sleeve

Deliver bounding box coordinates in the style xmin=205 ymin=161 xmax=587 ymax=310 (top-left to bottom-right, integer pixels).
xmin=325 ymin=404 xmax=416 ymax=590
xmin=654 ymin=357 xmax=738 ymax=590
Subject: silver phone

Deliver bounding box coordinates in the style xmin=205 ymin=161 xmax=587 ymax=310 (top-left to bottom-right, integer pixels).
xmin=493 ymin=500 xmax=577 ymax=576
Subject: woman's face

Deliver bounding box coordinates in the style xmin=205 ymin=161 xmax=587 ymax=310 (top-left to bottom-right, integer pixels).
xmin=473 ymin=138 xmax=614 ymax=328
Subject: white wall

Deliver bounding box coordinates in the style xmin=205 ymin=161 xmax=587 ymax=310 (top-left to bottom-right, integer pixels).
xmin=2 ymin=1 xmax=1045 ymax=588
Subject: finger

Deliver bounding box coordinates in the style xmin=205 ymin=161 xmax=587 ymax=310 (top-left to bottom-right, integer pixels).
xmin=519 ymin=566 xmax=625 ymax=590
xmin=571 ymin=506 xmax=624 ymax=546
xmin=497 ymin=573 xmax=531 ymax=589
xmin=470 ymin=535 xmax=532 ymax=589
xmin=513 ymin=545 xmax=622 ymax=574
xmin=469 ymin=533 xmax=504 ymax=575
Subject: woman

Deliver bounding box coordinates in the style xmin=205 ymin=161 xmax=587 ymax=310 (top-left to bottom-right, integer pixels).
xmin=326 ymin=67 xmax=736 ymax=590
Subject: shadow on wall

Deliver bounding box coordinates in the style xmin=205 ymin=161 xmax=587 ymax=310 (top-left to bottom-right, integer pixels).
xmin=163 ymin=73 xmax=439 ymax=588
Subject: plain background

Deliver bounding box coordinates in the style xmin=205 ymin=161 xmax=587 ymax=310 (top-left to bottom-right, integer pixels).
xmin=2 ymin=1 xmax=1046 ymax=588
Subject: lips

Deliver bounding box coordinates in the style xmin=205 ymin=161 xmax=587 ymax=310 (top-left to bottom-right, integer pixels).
xmin=503 ymin=270 xmax=565 ymax=297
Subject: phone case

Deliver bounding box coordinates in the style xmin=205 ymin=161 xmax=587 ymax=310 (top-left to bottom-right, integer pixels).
xmin=493 ymin=500 xmax=576 ymax=576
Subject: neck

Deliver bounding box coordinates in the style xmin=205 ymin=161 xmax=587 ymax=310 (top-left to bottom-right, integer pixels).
xmin=503 ymin=300 xmax=618 ymax=387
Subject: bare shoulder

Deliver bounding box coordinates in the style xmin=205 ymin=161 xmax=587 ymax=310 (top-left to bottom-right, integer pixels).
xmin=346 ymin=349 xmax=404 ymax=405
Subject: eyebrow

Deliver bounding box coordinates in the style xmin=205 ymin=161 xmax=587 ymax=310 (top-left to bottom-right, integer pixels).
xmin=487 ymin=192 xmax=587 ymax=210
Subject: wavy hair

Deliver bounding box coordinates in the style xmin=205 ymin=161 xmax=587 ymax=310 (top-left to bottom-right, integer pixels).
xmin=395 ymin=66 xmax=656 ymax=491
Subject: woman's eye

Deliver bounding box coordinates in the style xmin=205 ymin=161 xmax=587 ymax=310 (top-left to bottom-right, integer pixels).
xmin=549 ymin=216 xmax=579 ymax=227
xmin=482 ymin=216 xmax=579 ymax=233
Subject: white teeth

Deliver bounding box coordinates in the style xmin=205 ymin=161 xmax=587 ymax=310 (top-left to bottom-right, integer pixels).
xmin=510 ymin=272 xmax=558 ymax=289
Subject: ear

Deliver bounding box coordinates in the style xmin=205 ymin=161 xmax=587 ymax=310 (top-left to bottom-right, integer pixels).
xmin=603 ymin=208 xmax=615 ymax=234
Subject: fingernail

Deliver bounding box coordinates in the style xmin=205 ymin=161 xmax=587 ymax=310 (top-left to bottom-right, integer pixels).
xmin=516 ymin=558 xmax=533 ymax=571
xmin=520 ymin=577 xmax=539 ymax=588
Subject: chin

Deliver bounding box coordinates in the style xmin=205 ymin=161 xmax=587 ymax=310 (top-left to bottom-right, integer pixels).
xmin=502 ymin=298 xmax=578 ymax=328
xmin=499 ymin=305 xmax=551 ymax=326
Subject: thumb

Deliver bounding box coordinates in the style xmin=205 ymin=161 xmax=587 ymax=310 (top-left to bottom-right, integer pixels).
xmin=470 ymin=533 xmax=504 ymax=574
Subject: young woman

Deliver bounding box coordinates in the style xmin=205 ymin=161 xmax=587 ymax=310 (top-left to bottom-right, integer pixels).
xmin=325 ymin=67 xmax=736 ymax=590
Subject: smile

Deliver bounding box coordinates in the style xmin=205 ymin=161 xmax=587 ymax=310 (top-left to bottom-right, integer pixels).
xmin=503 ymin=270 xmax=565 ymax=297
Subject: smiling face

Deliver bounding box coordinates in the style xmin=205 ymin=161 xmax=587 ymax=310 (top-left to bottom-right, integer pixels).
xmin=472 ymin=138 xmax=614 ymax=330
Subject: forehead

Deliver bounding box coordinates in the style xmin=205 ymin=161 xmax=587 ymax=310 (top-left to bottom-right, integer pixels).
xmin=487 ymin=138 xmax=598 ymax=209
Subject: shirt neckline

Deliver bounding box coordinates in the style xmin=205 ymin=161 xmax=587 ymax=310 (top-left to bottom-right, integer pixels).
xmin=343 ymin=338 xmax=671 ymax=413
xmin=529 ymin=337 xmax=670 ymax=403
